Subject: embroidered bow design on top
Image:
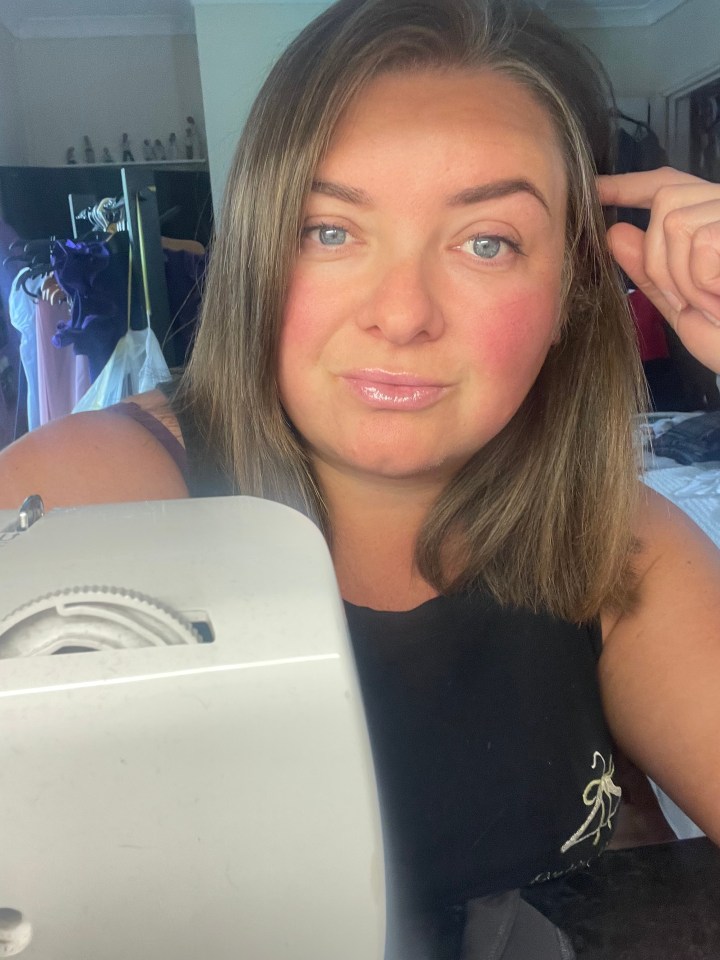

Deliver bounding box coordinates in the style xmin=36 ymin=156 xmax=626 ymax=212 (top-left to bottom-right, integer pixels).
xmin=561 ymin=751 xmax=622 ymax=854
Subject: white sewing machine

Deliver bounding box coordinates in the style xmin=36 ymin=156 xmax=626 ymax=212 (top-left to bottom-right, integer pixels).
xmin=0 ymin=496 xmax=385 ymax=960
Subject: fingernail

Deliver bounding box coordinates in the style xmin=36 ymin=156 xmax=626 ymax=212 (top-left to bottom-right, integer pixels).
xmin=702 ymin=310 xmax=720 ymax=328
xmin=662 ymin=290 xmax=685 ymax=312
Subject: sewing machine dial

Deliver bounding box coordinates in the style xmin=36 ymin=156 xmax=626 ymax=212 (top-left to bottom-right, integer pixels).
xmin=0 ymin=586 xmax=202 ymax=657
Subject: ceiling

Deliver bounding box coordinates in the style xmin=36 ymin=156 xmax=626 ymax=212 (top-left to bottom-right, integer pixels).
xmin=543 ymin=0 xmax=688 ymax=27
xmin=0 ymin=0 xmax=690 ymax=38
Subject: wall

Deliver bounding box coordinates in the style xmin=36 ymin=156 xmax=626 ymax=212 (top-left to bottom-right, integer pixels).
xmin=574 ymin=0 xmax=720 ymax=98
xmin=194 ymin=0 xmax=719 ymax=203
xmin=194 ymin=2 xmax=328 ymax=208
xmin=12 ymin=32 xmax=206 ymax=167
xmin=0 ymin=20 xmax=26 ymax=164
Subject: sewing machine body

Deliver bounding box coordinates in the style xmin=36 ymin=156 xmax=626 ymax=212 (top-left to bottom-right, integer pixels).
xmin=0 ymin=497 xmax=384 ymax=959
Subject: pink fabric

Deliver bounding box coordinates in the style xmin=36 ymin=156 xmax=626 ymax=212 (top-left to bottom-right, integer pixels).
xmin=36 ymin=300 xmax=91 ymax=424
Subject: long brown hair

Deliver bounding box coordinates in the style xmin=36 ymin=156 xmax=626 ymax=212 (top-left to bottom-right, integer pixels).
xmin=180 ymin=0 xmax=646 ymax=621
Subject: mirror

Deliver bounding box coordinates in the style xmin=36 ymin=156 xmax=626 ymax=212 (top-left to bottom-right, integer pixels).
xmin=0 ymin=0 xmax=212 ymax=445
xmin=1 ymin=0 xmax=719 ymax=448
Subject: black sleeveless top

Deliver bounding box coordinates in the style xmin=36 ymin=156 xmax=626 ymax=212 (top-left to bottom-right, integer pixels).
xmin=133 ymin=390 xmax=619 ymax=917
xmin=347 ymin=596 xmax=616 ymax=910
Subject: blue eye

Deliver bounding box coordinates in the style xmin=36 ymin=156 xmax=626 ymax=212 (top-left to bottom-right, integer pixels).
xmin=472 ymin=236 xmax=502 ymax=259
xmin=317 ymin=225 xmax=347 ymax=246
xmin=458 ymin=234 xmax=522 ymax=261
xmin=300 ymin=222 xmax=355 ymax=252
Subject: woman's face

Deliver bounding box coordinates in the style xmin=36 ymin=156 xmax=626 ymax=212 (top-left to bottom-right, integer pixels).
xmin=278 ymin=68 xmax=568 ymax=486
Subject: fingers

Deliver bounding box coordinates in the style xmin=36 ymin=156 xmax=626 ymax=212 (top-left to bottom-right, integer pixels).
xmin=597 ymin=168 xmax=703 ymax=209
xmin=606 ymin=221 xmax=681 ymax=322
xmin=599 ymin=167 xmax=720 ymax=370
xmin=669 ymin=202 xmax=720 ymax=307
xmin=689 ymin=218 xmax=720 ymax=295
xmin=601 ymin=170 xmax=720 ymax=323
xmin=669 ymin=308 xmax=720 ymax=373
xmin=607 ymin=221 xmax=720 ymax=370
xmin=645 ymin=195 xmax=720 ymax=323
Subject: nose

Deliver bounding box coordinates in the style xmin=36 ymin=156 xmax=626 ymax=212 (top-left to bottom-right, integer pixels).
xmin=356 ymin=255 xmax=445 ymax=345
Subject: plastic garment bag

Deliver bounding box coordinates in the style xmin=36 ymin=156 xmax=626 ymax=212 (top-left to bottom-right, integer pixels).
xmin=73 ymin=325 xmax=170 ymax=412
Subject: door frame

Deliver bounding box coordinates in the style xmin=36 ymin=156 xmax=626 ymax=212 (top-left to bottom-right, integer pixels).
xmin=663 ymin=61 xmax=720 ymax=170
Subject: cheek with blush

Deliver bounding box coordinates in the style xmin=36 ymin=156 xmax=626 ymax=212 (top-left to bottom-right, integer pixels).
xmin=280 ymin=270 xmax=354 ymax=367
xmin=281 ymin=276 xmax=323 ymax=349
xmin=277 ymin=273 xmax=341 ymax=427
xmin=467 ymin=289 xmax=561 ymax=378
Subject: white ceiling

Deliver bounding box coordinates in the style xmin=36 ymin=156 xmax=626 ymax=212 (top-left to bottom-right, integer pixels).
xmin=0 ymin=0 xmax=690 ymax=39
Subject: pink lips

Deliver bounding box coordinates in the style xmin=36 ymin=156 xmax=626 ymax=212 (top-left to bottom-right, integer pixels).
xmin=342 ymin=369 xmax=447 ymax=410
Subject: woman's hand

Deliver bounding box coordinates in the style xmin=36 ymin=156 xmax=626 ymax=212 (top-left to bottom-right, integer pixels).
xmin=598 ymin=167 xmax=720 ymax=373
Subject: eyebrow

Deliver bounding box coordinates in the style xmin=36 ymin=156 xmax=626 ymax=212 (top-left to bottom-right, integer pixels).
xmin=446 ymin=178 xmax=550 ymax=214
xmin=312 ymin=177 xmax=550 ymax=215
xmin=311 ymin=179 xmax=373 ymax=205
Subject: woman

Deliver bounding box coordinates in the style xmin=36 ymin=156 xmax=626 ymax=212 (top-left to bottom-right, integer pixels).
xmin=2 ymin=0 xmax=719 ymax=955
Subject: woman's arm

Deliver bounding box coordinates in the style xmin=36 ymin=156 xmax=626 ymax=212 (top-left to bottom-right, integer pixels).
xmin=596 ymin=168 xmax=720 ymax=842
xmin=600 ymin=486 xmax=720 ymax=845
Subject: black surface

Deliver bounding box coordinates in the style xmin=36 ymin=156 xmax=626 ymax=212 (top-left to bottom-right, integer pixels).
xmin=523 ymin=838 xmax=720 ymax=958
xmin=0 ymin=164 xmax=213 ymax=246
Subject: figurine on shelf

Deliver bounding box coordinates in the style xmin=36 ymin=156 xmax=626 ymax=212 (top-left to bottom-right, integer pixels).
xmin=184 ymin=127 xmax=194 ymax=160
xmin=83 ymin=135 xmax=95 ymax=164
xmin=153 ymin=139 xmax=166 ymax=160
xmin=186 ymin=114 xmax=205 ymax=159
xmin=101 ymin=147 xmax=114 ymax=163
xmin=65 ymin=147 xmax=77 ymax=165
xmin=166 ymin=132 xmax=178 ymax=161
xmin=121 ymin=133 xmax=135 ymax=162
xmin=142 ymin=139 xmax=155 ymax=161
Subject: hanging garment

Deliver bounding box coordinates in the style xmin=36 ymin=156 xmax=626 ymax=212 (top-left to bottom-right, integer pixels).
xmin=629 ymin=289 xmax=669 ymax=363
xmin=35 ymin=299 xmax=91 ymax=424
xmin=0 ymin=221 xmax=25 ymax=446
xmin=9 ymin=269 xmax=43 ymax=432
xmin=50 ymin=238 xmax=136 ymax=382
xmin=0 ymin=219 xmax=21 ymax=313
xmin=51 ymin=239 xmax=205 ymax=381
xmin=0 ymin=300 xmax=20 ymax=450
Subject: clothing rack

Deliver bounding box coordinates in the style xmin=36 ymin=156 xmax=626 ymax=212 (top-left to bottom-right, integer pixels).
xmin=68 ymin=167 xmax=178 ymax=367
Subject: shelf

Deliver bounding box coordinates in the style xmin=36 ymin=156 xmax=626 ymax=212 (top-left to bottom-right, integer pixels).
xmin=0 ymin=161 xmax=208 ymax=171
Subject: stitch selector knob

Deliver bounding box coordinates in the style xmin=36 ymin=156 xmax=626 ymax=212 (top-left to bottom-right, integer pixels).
xmin=0 ymin=586 xmax=202 ymax=657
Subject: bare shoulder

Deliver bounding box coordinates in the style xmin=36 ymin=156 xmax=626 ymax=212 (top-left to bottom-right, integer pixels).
xmin=601 ymin=483 xmax=720 ymax=638
xmin=628 ymin=482 xmax=720 ymax=594
xmin=606 ymin=481 xmax=720 ymax=650
xmin=0 ymin=391 xmax=188 ymax=511
xmin=631 ymin=482 xmax=717 ymax=554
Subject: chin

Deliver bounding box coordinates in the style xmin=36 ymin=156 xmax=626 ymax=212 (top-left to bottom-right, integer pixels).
xmin=339 ymin=442 xmax=468 ymax=483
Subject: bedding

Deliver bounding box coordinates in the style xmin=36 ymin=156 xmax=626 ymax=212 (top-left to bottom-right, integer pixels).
xmin=642 ymin=413 xmax=720 ymax=550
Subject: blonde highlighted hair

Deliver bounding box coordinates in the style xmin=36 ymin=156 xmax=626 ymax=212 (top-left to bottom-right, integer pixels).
xmin=180 ymin=0 xmax=646 ymax=621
